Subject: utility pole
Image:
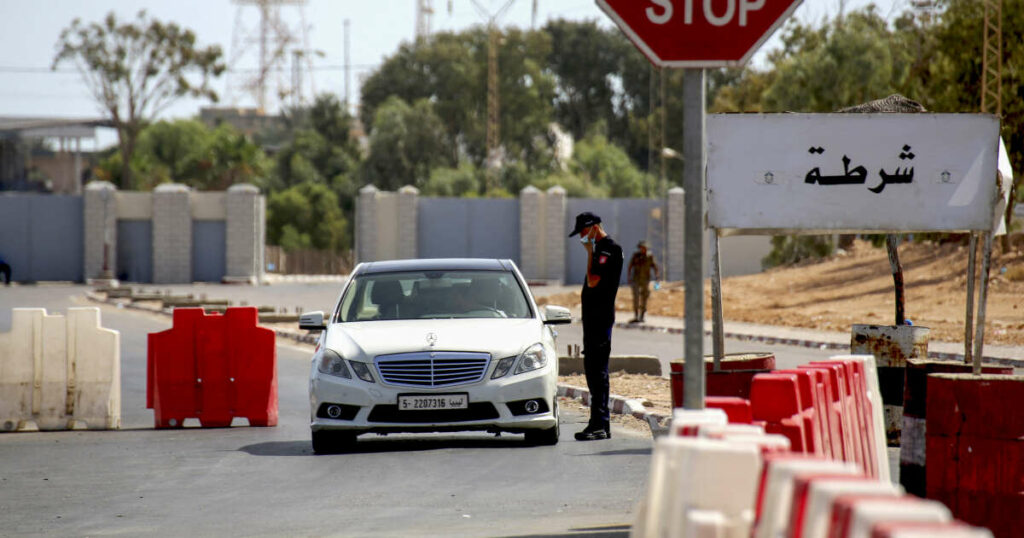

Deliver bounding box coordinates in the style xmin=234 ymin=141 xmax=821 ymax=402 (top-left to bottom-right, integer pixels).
xmin=230 ymin=0 xmax=311 ymax=114
xmin=344 ymin=19 xmax=351 ymax=113
xmin=967 ymin=0 xmax=1003 ymax=371
xmin=471 ymin=0 xmax=516 ymax=191
xmin=416 ymin=0 xmax=434 ymax=41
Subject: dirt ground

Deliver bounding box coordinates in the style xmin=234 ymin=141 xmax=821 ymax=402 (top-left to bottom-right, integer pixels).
xmin=540 ymin=238 xmax=1024 ymax=346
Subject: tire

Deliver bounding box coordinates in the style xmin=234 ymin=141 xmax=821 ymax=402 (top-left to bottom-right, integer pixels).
xmin=311 ymin=430 xmax=357 ymax=454
xmin=524 ymin=400 xmax=559 ymax=446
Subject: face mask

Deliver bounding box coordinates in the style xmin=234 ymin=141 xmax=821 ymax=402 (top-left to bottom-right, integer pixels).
xmin=579 ymin=235 xmax=592 ymax=245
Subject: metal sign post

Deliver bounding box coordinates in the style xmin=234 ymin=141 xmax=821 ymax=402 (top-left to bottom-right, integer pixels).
xmin=682 ymin=68 xmax=706 ymax=409
xmin=596 ymin=0 xmax=803 ymax=410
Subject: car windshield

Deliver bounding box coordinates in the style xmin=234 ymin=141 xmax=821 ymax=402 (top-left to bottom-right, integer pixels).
xmin=336 ymin=270 xmax=532 ymax=322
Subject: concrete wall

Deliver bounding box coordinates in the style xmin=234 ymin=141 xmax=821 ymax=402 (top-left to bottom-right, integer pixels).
xmin=1 ymin=182 xmax=264 ymax=283
xmin=355 ymin=185 xmax=772 ymax=284
xmin=0 ymin=194 xmax=83 ymax=282
xmin=419 ymin=197 xmax=519 ymax=261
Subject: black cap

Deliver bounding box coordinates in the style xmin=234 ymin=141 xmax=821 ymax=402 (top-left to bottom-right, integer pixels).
xmin=568 ymin=212 xmax=601 ymax=237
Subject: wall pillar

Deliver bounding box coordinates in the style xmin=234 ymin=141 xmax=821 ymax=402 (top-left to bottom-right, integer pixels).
xmin=356 ymin=185 xmax=378 ymax=264
xmin=544 ymin=186 xmax=567 ymax=282
xmin=666 ymin=186 xmax=685 ymax=282
xmin=83 ymin=181 xmax=117 ymax=281
xmin=152 ymin=183 xmax=192 ymax=284
xmin=225 ymin=183 xmax=264 ymax=283
xmin=518 ymin=186 xmax=543 ymax=280
xmin=397 ymin=185 xmax=419 ymax=259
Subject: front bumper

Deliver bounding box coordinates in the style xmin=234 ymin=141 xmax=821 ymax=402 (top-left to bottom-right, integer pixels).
xmin=309 ymin=365 xmax=558 ymax=434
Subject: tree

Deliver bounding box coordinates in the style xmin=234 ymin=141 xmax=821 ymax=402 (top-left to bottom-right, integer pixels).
xmin=359 ymin=27 xmax=556 ymax=171
xmin=266 ymin=182 xmax=348 ymax=252
xmin=123 ymin=119 xmax=268 ymax=190
xmin=570 ymin=131 xmax=653 ymax=198
xmin=362 ymin=96 xmax=454 ymax=190
xmin=761 ymin=7 xmax=917 ymax=113
xmin=53 ymin=11 xmax=225 ymax=189
xmin=924 ymin=0 xmax=1024 ymax=241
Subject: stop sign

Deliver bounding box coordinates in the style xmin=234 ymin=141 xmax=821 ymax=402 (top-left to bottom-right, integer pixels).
xmin=597 ymin=0 xmax=803 ymax=67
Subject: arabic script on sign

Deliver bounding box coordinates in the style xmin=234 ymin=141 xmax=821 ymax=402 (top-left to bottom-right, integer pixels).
xmin=804 ymin=145 xmax=916 ymax=194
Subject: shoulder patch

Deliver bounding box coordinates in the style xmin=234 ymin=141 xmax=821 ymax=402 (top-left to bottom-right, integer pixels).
xmin=598 ymin=255 xmax=608 ymax=264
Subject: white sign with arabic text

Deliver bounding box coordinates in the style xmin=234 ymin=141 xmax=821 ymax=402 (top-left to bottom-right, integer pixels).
xmin=707 ymin=114 xmax=1002 ymax=234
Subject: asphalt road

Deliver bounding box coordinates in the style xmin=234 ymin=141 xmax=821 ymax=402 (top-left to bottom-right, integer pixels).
xmin=0 ymin=285 xmax=657 ymax=537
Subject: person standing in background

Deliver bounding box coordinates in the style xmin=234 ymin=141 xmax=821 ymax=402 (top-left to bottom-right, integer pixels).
xmin=0 ymin=255 xmax=10 ymax=286
xmin=627 ymin=241 xmax=659 ymax=323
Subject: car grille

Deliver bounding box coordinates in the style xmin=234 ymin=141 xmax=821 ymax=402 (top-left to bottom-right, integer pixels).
xmin=374 ymin=352 xmax=491 ymax=388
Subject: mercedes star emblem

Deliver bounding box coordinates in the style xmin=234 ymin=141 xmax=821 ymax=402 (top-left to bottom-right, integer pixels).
xmin=426 ymin=332 xmax=438 ymax=347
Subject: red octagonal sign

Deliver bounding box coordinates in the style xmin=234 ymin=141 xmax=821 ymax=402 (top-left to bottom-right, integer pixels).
xmin=597 ymin=0 xmax=802 ymax=67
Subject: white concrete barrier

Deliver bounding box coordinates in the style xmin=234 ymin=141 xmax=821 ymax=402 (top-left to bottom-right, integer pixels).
xmin=714 ymin=432 xmax=791 ymax=454
xmin=636 ymin=436 xmax=762 ymax=538
xmin=754 ymin=456 xmax=860 ymax=538
xmin=828 ymin=355 xmax=889 ymax=480
xmin=871 ymin=522 xmax=993 ymax=538
xmin=0 ymin=308 xmax=120 ymax=431
xmin=796 ymin=477 xmax=901 ymax=538
xmin=672 ymin=407 xmax=728 ymax=436
xmin=699 ymin=423 xmax=766 ymax=438
xmin=836 ymin=497 xmax=951 ymax=538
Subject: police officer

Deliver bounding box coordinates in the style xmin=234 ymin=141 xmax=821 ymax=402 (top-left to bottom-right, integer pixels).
xmin=568 ymin=212 xmax=623 ymax=441
xmin=627 ymin=241 xmax=659 ymax=323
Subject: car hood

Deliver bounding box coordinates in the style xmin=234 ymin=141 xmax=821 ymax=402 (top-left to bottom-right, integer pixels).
xmin=324 ymin=318 xmax=544 ymax=361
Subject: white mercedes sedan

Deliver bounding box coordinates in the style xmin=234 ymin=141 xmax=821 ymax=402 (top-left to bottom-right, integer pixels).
xmin=299 ymin=258 xmax=571 ymax=454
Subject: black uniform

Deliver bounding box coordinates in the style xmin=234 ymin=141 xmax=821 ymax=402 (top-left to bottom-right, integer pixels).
xmin=580 ymin=236 xmax=623 ymax=432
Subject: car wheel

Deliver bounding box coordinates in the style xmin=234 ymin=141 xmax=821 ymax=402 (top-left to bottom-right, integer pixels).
xmin=524 ymin=400 xmax=559 ymax=446
xmin=311 ymin=430 xmax=357 ymax=454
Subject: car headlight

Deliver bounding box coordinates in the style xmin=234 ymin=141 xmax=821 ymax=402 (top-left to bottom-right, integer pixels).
xmin=514 ymin=343 xmax=547 ymax=375
xmin=492 ymin=356 xmax=516 ymax=379
xmin=317 ymin=349 xmax=351 ymax=378
xmin=349 ymin=361 xmax=375 ymax=383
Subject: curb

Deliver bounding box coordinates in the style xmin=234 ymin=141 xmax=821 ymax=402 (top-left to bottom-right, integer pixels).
xmin=558 ymin=383 xmax=670 ymax=435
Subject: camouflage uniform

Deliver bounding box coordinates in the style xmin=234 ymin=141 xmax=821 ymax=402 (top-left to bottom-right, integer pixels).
xmin=628 ymin=246 xmax=659 ymax=322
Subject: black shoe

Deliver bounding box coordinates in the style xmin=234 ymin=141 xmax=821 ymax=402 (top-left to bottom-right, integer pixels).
xmin=574 ymin=428 xmax=610 ymax=441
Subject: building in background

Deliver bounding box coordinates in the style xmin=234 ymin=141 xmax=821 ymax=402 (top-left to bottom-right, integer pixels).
xmin=0 ymin=117 xmax=111 ymax=194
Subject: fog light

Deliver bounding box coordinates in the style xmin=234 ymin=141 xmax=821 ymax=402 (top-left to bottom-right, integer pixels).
xmin=524 ymin=400 xmax=540 ymax=414
xmin=326 ymin=405 xmax=343 ymax=419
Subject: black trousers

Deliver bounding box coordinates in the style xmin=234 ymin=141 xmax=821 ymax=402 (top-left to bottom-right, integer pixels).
xmin=582 ymin=326 xmax=612 ymax=430
xmin=0 ymin=263 xmax=9 ymax=285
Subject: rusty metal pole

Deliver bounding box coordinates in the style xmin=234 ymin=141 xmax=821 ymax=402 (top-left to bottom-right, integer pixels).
xmin=973 ymin=232 xmax=994 ymax=374
xmin=710 ymin=228 xmax=724 ymax=371
xmin=886 ymin=234 xmax=905 ymax=326
xmin=965 ymin=233 xmax=978 ymax=364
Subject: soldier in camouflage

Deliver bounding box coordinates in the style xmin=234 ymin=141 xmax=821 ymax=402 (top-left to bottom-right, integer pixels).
xmin=627 ymin=241 xmax=659 ymax=323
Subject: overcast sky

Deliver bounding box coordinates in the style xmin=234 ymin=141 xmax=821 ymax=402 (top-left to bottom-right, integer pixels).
xmin=0 ymin=0 xmax=909 ymax=148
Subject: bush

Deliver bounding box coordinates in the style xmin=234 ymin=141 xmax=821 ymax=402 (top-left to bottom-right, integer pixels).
xmin=762 ymin=235 xmax=835 ymax=269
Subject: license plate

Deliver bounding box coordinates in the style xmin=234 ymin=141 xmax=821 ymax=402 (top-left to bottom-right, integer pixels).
xmin=398 ymin=393 xmax=468 ymax=410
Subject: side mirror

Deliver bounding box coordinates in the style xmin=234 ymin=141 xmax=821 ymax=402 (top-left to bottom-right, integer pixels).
xmin=298 ymin=311 xmax=327 ymax=331
xmin=542 ymin=305 xmax=572 ymax=325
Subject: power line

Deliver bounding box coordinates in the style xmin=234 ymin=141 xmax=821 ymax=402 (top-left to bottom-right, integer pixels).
xmin=0 ymin=63 xmax=381 ymax=74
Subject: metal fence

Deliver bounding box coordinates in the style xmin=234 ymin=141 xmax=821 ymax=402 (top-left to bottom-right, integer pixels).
xmin=265 ymin=245 xmax=353 ymax=275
